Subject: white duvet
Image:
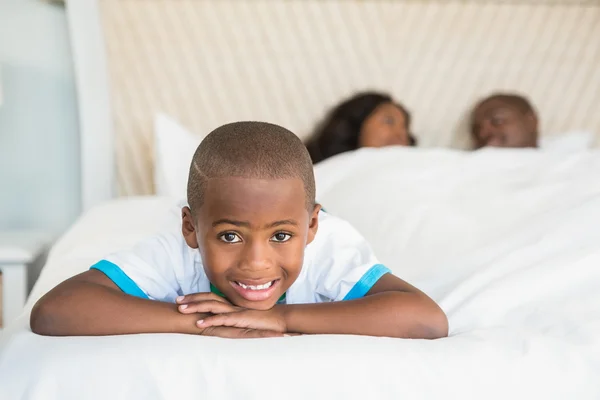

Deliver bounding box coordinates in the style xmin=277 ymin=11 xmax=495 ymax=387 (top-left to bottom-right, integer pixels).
xmin=2 ymin=147 xmax=600 ymax=399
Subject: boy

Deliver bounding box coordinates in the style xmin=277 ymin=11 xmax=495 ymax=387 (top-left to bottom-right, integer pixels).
xmin=471 ymin=93 xmax=539 ymax=149
xmin=31 ymin=122 xmax=448 ymax=339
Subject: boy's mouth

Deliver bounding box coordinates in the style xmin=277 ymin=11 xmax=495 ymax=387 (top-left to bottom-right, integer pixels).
xmin=230 ymin=279 xmax=280 ymax=302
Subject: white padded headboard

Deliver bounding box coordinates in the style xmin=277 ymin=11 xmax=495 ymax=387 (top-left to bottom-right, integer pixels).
xmin=78 ymin=0 xmax=600 ymax=198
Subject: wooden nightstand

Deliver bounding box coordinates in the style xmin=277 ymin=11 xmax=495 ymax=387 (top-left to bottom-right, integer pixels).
xmin=0 ymin=231 xmax=51 ymax=328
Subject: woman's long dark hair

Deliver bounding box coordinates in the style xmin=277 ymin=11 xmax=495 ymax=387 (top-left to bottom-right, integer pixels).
xmin=305 ymin=92 xmax=415 ymax=164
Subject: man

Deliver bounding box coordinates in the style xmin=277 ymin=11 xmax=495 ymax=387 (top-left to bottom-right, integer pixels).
xmin=471 ymin=93 xmax=538 ymax=149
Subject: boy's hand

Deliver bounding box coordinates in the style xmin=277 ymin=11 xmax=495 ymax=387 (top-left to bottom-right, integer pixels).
xmin=176 ymin=292 xmax=241 ymax=314
xmin=176 ymin=294 xmax=286 ymax=338
xmin=177 ymin=293 xmax=290 ymax=335
xmin=196 ymin=306 xmax=287 ymax=334
xmin=199 ymin=326 xmax=284 ymax=339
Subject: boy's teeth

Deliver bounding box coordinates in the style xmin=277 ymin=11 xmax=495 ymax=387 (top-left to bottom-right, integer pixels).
xmin=238 ymin=281 xmax=273 ymax=290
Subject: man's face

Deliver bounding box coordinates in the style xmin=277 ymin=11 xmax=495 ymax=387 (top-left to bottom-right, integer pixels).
xmin=182 ymin=177 xmax=319 ymax=310
xmin=471 ymin=99 xmax=538 ymax=149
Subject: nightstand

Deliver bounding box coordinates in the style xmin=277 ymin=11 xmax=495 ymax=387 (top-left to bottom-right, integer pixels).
xmin=0 ymin=231 xmax=51 ymax=328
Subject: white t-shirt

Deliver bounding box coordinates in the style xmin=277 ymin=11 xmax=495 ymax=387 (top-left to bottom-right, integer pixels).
xmin=91 ymin=209 xmax=390 ymax=304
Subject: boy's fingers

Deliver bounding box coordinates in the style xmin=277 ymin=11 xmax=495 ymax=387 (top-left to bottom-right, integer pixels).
xmin=176 ymin=292 xmax=230 ymax=305
xmin=199 ymin=326 xmax=235 ymax=338
xmin=196 ymin=314 xmax=240 ymax=328
xmin=178 ymin=300 xmax=238 ymax=314
xmin=196 ymin=312 xmax=284 ymax=333
xmin=201 ymin=326 xmax=282 ymax=339
xmin=247 ymin=329 xmax=284 ymax=338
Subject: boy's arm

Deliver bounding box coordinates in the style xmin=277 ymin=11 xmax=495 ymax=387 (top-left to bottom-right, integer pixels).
xmin=280 ymin=273 xmax=448 ymax=338
xmin=30 ymin=269 xmax=209 ymax=336
xmin=30 ymin=270 xmax=281 ymax=338
xmin=187 ymin=273 xmax=448 ymax=339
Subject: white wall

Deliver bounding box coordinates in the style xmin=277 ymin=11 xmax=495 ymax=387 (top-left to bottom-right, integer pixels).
xmin=0 ymin=0 xmax=81 ymax=233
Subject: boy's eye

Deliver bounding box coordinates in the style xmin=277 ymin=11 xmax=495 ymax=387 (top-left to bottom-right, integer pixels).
xmin=271 ymin=232 xmax=292 ymax=243
xmin=219 ymin=232 xmax=241 ymax=243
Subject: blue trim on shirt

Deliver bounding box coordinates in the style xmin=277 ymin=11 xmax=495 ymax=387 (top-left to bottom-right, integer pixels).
xmin=90 ymin=260 xmax=149 ymax=299
xmin=343 ymin=264 xmax=391 ymax=301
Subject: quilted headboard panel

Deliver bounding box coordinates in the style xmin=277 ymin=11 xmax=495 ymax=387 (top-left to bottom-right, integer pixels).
xmin=98 ymin=0 xmax=600 ymax=195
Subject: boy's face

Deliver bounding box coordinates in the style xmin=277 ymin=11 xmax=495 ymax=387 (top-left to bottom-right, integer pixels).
xmin=471 ymin=99 xmax=538 ymax=149
xmin=182 ymin=177 xmax=320 ymax=310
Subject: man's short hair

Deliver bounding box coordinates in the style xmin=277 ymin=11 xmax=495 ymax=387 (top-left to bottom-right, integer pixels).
xmin=187 ymin=121 xmax=315 ymax=214
xmin=475 ymin=93 xmax=536 ymax=116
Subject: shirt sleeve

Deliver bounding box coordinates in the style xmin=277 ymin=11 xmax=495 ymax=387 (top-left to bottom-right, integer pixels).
xmin=89 ymin=230 xmax=189 ymax=302
xmin=307 ymin=212 xmax=391 ymax=302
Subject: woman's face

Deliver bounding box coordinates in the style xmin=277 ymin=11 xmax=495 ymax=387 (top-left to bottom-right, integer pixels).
xmin=359 ymin=103 xmax=410 ymax=148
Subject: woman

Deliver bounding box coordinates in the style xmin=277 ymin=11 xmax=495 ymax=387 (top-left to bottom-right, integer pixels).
xmin=305 ymin=92 xmax=416 ymax=164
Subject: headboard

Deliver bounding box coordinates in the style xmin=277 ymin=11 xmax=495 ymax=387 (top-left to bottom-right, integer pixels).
xmin=68 ymin=0 xmax=600 ymax=210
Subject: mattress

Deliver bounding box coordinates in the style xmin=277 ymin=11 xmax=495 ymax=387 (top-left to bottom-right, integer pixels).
xmin=1 ymin=147 xmax=600 ymax=399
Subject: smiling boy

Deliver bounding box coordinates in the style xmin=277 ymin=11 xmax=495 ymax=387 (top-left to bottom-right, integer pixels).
xmin=31 ymin=122 xmax=447 ymax=339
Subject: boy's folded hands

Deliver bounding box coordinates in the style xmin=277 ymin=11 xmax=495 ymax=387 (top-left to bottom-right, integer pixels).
xmin=177 ymin=292 xmax=289 ymax=338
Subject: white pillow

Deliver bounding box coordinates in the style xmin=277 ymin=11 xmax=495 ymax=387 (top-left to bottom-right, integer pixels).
xmin=154 ymin=113 xmax=203 ymax=198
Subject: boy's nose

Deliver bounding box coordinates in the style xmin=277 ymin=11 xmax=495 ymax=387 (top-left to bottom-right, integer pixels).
xmin=238 ymin=242 xmax=274 ymax=272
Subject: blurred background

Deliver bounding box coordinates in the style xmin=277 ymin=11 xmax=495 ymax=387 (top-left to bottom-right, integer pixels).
xmin=1 ymin=0 xmax=599 ymax=234
xmin=1 ymin=0 xmax=599 ymax=236
xmin=0 ymin=0 xmax=79 ymax=233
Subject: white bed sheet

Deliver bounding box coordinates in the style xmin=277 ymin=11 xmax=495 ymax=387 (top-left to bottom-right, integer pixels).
xmin=2 ymin=148 xmax=600 ymax=399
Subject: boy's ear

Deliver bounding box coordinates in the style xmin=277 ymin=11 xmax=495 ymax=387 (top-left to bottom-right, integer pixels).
xmin=306 ymin=204 xmax=321 ymax=245
xmin=181 ymin=206 xmax=199 ymax=249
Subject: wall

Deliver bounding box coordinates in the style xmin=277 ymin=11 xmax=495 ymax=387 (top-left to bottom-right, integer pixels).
xmin=99 ymin=0 xmax=600 ymax=196
xmin=0 ymin=0 xmax=80 ymax=234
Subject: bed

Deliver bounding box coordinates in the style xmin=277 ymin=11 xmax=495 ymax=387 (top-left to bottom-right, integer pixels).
xmin=2 ymin=0 xmax=600 ymax=399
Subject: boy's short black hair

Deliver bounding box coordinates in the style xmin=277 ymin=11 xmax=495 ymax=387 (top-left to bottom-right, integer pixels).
xmin=187 ymin=121 xmax=316 ymax=214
